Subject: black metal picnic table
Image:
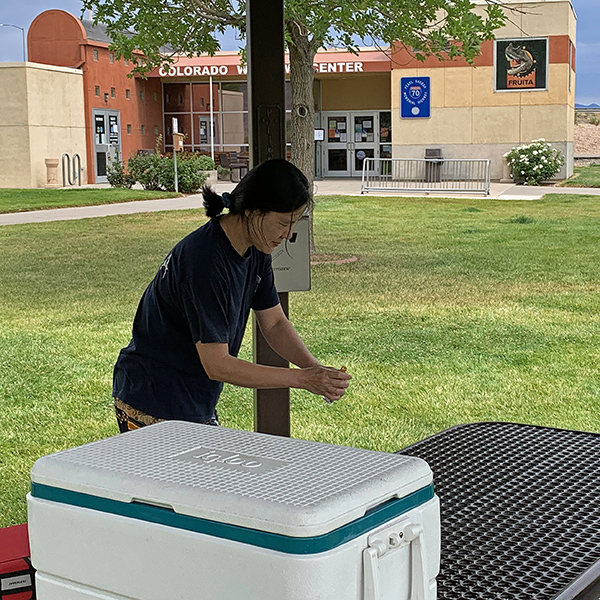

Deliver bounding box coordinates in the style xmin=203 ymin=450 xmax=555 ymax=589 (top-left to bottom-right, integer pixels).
xmin=398 ymin=422 xmax=600 ymax=600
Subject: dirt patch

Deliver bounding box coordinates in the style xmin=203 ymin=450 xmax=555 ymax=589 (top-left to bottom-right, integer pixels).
xmin=574 ymin=123 xmax=600 ymax=156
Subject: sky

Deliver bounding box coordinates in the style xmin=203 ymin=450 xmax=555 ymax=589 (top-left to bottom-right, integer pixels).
xmin=0 ymin=0 xmax=598 ymax=105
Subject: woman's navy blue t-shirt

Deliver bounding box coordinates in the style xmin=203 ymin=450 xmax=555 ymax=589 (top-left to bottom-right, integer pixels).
xmin=113 ymin=217 xmax=280 ymax=422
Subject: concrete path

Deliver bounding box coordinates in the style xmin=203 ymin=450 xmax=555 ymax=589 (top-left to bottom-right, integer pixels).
xmin=1 ymin=179 xmax=599 ymax=227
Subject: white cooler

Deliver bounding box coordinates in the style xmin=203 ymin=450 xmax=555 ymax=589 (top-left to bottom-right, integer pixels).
xmin=27 ymin=421 xmax=440 ymax=600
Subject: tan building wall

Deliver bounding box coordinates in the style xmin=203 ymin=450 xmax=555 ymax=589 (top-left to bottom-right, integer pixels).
xmin=391 ymin=0 xmax=576 ymax=180
xmin=0 ymin=62 xmax=87 ymax=188
xmin=320 ymin=74 xmax=391 ymax=111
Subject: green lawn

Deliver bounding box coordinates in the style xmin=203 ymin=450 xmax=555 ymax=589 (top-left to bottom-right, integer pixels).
xmin=560 ymin=163 xmax=600 ymax=187
xmin=0 ymin=188 xmax=181 ymax=214
xmin=1 ymin=193 xmax=600 ymax=527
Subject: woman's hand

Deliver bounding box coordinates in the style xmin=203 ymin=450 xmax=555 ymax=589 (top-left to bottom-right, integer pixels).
xmin=297 ymin=366 xmax=352 ymax=402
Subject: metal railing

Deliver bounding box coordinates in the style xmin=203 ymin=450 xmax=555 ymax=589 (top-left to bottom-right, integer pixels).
xmin=361 ymin=157 xmax=491 ymax=195
xmin=62 ymin=153 xmax=82 ymax=187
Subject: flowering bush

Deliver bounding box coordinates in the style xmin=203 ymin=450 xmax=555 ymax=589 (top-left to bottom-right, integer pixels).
xmin=127 ymin=152 xmax=164 ymax=190
xmin=123 ymin=136 xmax=215 ymax=193
xmin=158 ymin=154 xmax=210 ymax=193
xmin=505 ymin=139 xmax=565 ymax=185
xmin=106 ymin=152 xmax=135 ymax=188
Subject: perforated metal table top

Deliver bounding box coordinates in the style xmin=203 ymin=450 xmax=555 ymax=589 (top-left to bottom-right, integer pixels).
xmin=399 ymin=422 xmax=600 ymax=600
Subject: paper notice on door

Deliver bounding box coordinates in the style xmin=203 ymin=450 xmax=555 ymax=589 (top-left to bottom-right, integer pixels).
xmin=340 ymin=133 xmax=347 ymax=142
xmin=355 ymin=133 xmax=362 ymax=142
xmin=364 ymin=120 xmax=372 ymax=129
xmin=337 ymin=122 xmax=346 ymax=130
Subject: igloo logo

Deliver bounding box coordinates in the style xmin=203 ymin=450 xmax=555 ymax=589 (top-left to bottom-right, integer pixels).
xmin=173 ymin=447 xmax=287 ymax=474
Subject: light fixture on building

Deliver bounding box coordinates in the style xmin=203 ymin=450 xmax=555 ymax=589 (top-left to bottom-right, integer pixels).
xmin=0 ymin=23 xmax=26 ymax=61
xmin=104 ymin=92 xmax=109 ymax=103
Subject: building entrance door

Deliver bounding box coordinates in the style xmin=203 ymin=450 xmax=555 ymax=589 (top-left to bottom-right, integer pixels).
xmin=350 ymin=112 xmax=377 ymax=177
xmin=93 ymin=109 xmax=121 ymax=183
xmin=322 ymin=111 xmax=379 ymax=177
xmin=198 ymin=115 xmax=219 ymax=151
xmin=324 ymin=113 xmax=351 ymax=177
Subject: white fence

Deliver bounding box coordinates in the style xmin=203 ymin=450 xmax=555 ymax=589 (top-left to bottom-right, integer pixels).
xmin=361 ymin=158 xmax=491 ymax=195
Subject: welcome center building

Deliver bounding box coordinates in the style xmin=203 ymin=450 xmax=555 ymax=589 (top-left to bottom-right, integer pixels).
xmin=0 ymin=0 xmax=576 ymax=187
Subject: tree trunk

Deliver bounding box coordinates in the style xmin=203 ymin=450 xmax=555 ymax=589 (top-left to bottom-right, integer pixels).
xmin=286 ymin=22 xmax=317 ymax=253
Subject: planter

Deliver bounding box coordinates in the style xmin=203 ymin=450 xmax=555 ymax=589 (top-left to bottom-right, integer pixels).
xmin=205 ymin=170 xmax=218 ymax=186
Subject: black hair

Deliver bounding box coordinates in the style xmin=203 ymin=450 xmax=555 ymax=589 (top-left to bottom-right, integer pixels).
xmin=202 ymin=159 xmax=311 ymax=219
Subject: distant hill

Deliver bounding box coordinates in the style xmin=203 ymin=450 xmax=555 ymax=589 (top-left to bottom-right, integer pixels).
xmin=576 ymin=103 xmax=600 ymax=109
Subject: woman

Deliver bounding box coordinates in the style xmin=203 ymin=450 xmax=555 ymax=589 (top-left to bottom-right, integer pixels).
xmin=113 ymin=159 xmax=351 ymax=432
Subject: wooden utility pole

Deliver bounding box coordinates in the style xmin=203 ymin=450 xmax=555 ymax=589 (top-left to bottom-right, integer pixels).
xmin=247 ymin=0 xmax=290 ymax=437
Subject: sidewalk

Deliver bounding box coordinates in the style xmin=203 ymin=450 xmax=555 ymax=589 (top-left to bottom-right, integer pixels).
xmin=1 ymin=179 xmax=599 ymax=227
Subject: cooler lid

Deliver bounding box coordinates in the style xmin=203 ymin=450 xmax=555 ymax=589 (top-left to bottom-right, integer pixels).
xmin=31 ymin=421 xmax=432 ymax=538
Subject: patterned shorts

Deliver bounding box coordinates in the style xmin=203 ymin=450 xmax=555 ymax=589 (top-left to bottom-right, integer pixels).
xmin=114 ymin=398 xmax=219 ymax=433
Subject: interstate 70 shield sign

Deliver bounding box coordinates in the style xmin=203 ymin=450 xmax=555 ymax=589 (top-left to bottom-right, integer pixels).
xmin=401 ymin=77 xmax=431 ymax=118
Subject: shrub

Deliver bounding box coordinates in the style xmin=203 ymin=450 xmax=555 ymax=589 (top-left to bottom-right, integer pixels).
xmin=125 ymin=134 xmax=213 ymax=193
xmin=193 ymin=154 xmax=216 ymax=171
xmin=505 ymin=139 xmax=565 ymax=185
xmin=217 ymin=165 xmax=230 ymax=180
xmin=106 ymin=152 xmax=135 ymax=188
xmin=127 ymin=152 xmax=164 ymax=191
xmin=159 ymin=154 xmax=208 ymax=193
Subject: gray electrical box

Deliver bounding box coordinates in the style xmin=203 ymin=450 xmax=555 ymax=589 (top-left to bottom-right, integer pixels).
xmin=272 ymin=216 xmax=310 ymax=292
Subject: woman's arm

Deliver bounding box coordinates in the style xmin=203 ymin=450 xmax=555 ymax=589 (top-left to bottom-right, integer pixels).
xmin=254 ymin=304 xmax=320 ymax=369
xmin=196 ymin=307 xmax=351 ymax=401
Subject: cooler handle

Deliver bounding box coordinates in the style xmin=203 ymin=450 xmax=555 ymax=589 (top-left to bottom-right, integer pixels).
xmin=363 ymin=521 xmax=427 ymax=600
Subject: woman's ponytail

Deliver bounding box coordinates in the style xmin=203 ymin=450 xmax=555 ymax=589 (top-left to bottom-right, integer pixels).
xmin=202 ymin=185 xmax=229 ymax=218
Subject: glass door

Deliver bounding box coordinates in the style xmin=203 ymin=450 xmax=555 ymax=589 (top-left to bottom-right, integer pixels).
xmin=93 ymin=109 xmax=121 ymax=183
xmin=350 ymin=112 xmax=377 ymax=177
xmin=198 ymin=115 xmax=219 ymax=152
xmin=324 ymin=114 xmax=351 ymax=176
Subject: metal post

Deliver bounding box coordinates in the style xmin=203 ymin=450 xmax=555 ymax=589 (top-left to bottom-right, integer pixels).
xmin=209 ymin=75 xmax=215 ymax=161
xmin=247 ymin=0 xmax=289 ymax=437
xmin=172 ymin=117 xmax=179 ymax=193
xmin=174 ymin=149 xmax=179 ymax=193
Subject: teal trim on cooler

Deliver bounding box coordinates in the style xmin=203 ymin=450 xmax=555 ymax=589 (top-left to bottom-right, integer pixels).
xmin=30 ymin=481 xmax=434 ymax=555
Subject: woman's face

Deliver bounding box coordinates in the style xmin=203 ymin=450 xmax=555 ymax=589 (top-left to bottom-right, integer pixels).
xmin=247 ymin=205 xmax=306 ymax=254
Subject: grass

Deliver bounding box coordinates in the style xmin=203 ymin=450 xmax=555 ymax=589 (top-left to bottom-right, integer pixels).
xmin=1 ymin=193 xmax=600 ymax=527
xmin=559 ymin=163 xmax=600 ymax=188
xmin=0 ymin=188 xmax=181 ymax=214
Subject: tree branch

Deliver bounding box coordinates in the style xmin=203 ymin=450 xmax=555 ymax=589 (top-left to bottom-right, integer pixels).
xmin=186 ymin=0 xmax=245 ymax=28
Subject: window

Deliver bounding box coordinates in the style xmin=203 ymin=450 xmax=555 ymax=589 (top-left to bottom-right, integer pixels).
xmin=164 ymin=83 xmax=190 ymax=112
xmin=125 ymin=89 xmax=130 ymax=100
xmin=379 ymin=112 xmax=391 ymax=143
xmin=109 ymin=52 xmax=115 ymax=64
xmin=153 ymin=92 xmax=158 ymax=102
xmin=93 ymin=49 xmax=98 ymax=61
xmin=111 ymin=87 xmax=116 ymax=98
xmin=154 ymin=126 xmax=159 ymax=135
xmin=141 ymin=125 xmax=146 ymax=135
xmin=94 ymin=85 xmax=100 ymax=97
xmin=127 ymin=124 xmax=132 ymax=134
xmin=139 ymin=91 xmax=145 ymax=102
xmin=220 ymin=82 xmax=248 ymax=112
xmin=124 ymin=59 xmax=129 ymax=66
